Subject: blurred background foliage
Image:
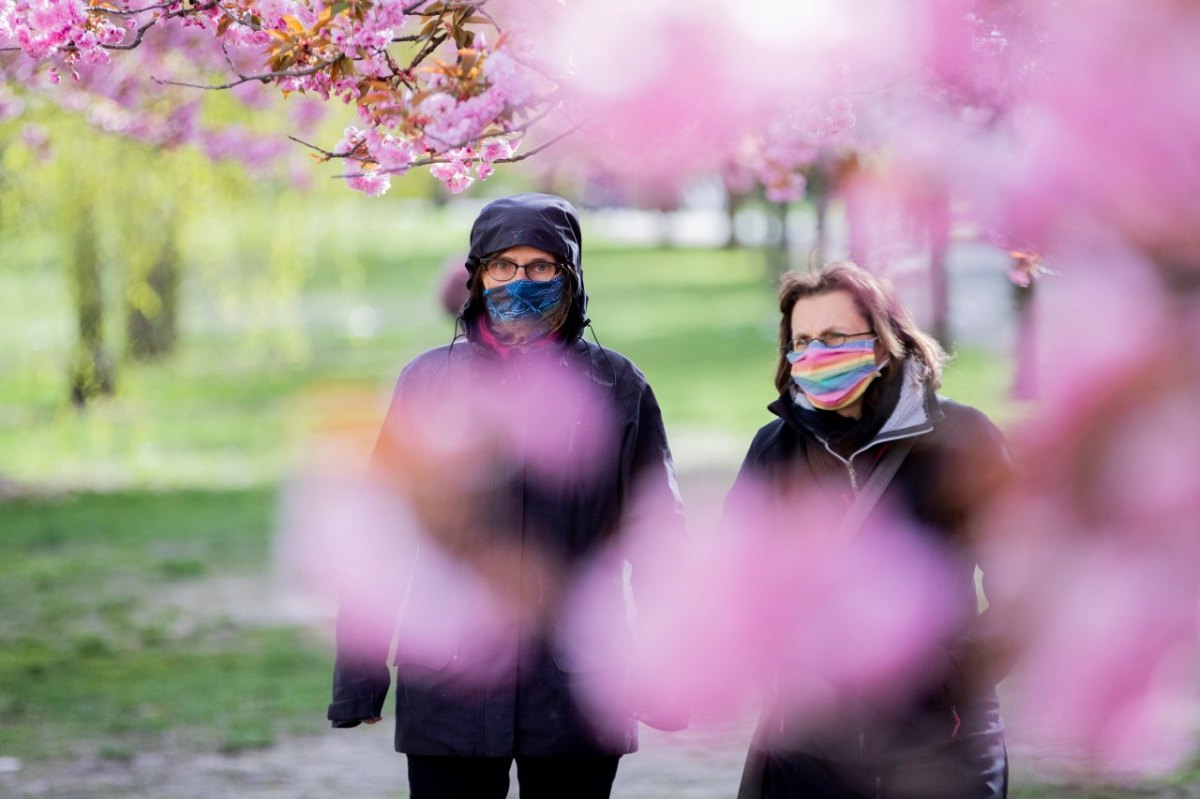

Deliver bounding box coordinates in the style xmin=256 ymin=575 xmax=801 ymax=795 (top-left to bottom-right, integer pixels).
xmin=0 ymin=106 xmax=1014 ymax=488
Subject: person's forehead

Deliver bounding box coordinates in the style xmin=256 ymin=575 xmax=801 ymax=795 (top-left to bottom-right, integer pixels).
xmin=496 ymin=244 xmax=556 ymax=261
xmin=791 ymin=291 xmax=866 ymax=332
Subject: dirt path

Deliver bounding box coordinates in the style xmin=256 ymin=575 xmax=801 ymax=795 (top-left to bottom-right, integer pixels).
xmin=0 ymin=720 xmax=754 ymax=799
xmin=5 ymin=718 xmax=1183 ymax=799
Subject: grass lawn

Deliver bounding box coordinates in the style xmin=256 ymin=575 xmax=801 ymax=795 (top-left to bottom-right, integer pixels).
xmin=0 ymin=489 xmax=330 ymax=762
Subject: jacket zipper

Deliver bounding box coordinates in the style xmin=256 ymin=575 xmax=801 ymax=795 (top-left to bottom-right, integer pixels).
xmin=816 ymin=437 xmax=860 ymax=494
xmin=816 ymin=425 xmax=931 ymax=496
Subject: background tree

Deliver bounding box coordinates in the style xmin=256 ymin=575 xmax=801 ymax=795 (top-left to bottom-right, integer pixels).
xmin=67 ymin=196 xmax=114 ymax=405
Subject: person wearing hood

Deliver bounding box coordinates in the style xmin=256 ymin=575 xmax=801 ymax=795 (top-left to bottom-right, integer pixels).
xmin=731 ymin=262 xmax=1012 ymax=799
xmin=327 ymin=193 xmax=685 ymax=799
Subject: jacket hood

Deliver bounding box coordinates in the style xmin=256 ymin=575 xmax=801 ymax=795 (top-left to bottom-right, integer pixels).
xmin=462 ymin=193 xmax=590 ymax=342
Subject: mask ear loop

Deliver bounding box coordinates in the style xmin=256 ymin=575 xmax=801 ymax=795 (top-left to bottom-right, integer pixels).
xmin=582 ymin=321 xmax=618 ymax=399
xmin=450 ymin=257 xmax=483 ymax=351
xmin=562 ymin=263 xmax=591 ymax=337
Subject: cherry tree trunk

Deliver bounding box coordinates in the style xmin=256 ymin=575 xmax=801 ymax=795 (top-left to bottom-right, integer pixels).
xmin=69 ymin=206 xmax=115 ymax=407
xmin=126 ymin=220 xmax=179 ymax=362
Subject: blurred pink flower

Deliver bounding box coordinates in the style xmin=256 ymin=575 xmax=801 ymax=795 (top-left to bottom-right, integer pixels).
xmin=973 ymin=268 xmax=1200 ymax=776
xmin=563 ymin=479 xmax=959 ymax=733
xmin=508 ymin=0 xmax=906 ymax=200
xmin=279 ymin=469 xmax=529 ymax=686
xmin=1011 ymin=546 xmax=1198 ymax=776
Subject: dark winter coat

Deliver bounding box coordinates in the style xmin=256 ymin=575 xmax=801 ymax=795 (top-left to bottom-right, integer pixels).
xmin=327 ymin=193 xmax=683 ymax=758
xmin=733 ymin=362 xmax=1010 ymax=799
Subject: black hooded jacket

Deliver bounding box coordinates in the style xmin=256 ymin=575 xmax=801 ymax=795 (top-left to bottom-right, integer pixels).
xmin=327 ymin=194 xmax=684 ymax=757
xmin=732 ymin=363 xmax=1011 ymax=798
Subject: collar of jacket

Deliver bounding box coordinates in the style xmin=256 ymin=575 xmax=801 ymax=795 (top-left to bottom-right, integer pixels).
xmin=450 ymin=331 xmax=589 ymax=367
xmin=768 ymin=359 xmax=945 ymax=454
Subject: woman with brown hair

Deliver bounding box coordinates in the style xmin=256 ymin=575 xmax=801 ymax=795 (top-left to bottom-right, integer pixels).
xmin=733 ymin=261 xmax=1011 ymax=798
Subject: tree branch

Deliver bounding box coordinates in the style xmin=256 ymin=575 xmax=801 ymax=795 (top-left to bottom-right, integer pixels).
xmin=472 ymin=4 xmax=500 ymax=31
xmin=459 ymin=120 xmax=583 ymax=166
xmin=97 ymin=1 xmax=179 ymax=16
xmin=102 ymin=0 xmax=220 ymax=51
xmin=505 ymin=100 xmax=560 ymax=135
xmin=332 ymin=119 xmax=583 ymax=180
xmin=153 ymin=60 xmax=332 ymax=90
xmin=288 ymin=135 xmax=345 ymax=158
xmin=409 ymin=32 xmax=447 ymax=70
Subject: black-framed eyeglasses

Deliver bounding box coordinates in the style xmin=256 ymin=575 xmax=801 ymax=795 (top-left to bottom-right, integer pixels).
xmin=482 ymin=257 xmax=564 ymax=283
xmin=783 ymin=331 xmax=875 ymax=357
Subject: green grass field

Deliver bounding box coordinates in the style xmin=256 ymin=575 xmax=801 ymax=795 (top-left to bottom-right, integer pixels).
xmin=0 ymin=488 xmax=330 ymax=761
xmin=2 ymin=199 xmax=1190 ymax=796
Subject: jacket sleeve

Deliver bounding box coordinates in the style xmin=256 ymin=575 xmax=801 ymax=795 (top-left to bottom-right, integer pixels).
xmin=620 ymin=381 xmax=687 ymax=611
xmin=620 ymin=381 xmax=690 ymax=730
xmin=326 ymin=371 xmax=414 ymax=728
xmin=623 ymin=383 xmax=686 ymax=542
xmin=938 ymin=407 xmax=1018 ymax=701
xmin=718 ymin=422 xmax=785 ymax=537
xmin=327 ymin=600 xmax=394 ymax=727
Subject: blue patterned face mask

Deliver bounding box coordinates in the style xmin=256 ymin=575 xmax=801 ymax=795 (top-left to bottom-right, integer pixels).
xmin=484 ymin=275 xmax=566 ymax=343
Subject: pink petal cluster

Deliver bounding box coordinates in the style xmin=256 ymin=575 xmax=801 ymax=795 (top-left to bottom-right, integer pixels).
xmin=278 ymin=359 xmax=624 ymax=683
xmin=563 ymin=480 xmax=959 ymax=733
xmin=1 ymin=0 xmax=124 ymax=64
xmin=337 ymin=125 xmax=396 ymax=196
xmin=742 ymin=96 xmax=859 ymax=203
xmin=4 ymin=0 xmax=537 ymax=194
xmin=972 ymin=257 xmax=1200 ymax=776
xmin=422 ymin=87 xmax=507 ymax=152
xmin=423 ymin=136 xmax=520 ymax=194
xmin=0 ymin=82 xmax=24 ymax=121
xmin=251 ymin=0 xmax=316 ymax=31
xmin=326 ymin=0 xmax=410 ymax=58
xmin=279 ymin=470 xmax=529 ymax=685
xmin=200 ymin=125 xmax=289 ymax=173
xmin=508 ymin=0 xmax=915 ymax=200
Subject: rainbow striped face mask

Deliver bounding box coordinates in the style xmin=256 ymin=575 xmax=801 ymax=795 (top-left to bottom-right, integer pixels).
xmin=787 ymin=338 xmax=883 ymax=411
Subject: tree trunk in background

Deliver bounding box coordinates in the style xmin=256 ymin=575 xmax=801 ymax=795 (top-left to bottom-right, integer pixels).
xmin=724 ymin=188 xmax=748 ymax=250
xmin=1012 ymin=273 xmax=1038 ymax=400
xmin=764 ymin=200 xmax=790 ymax=279
xmin=69 ymin=205 xmax=115 ymax=407
xmin=928 ymin=191 xmax=951 ymax=346
xmin=126 ymin=215 xmax=180 ymax=362
xmin=804 ymin=159 xmax=832 ymax=268
xmin=812 ymin=189 xmax=828 ymax=267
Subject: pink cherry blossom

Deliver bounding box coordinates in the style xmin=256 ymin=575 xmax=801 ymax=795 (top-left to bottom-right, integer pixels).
xmin=479 ymin=136 xmax=518 ymax=163
xmin=346 ymin=166 xmax=391 ymax=197
xmin=279 ymin=469 xmax=531 ymax=686
xmin=564 ymin=479 xmax=960 ymax=732
xmin=429 ymin=159 xmax=474 ymax=195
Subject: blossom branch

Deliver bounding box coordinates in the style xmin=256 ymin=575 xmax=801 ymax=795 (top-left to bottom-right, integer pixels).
xmin=98 ymin=1 xmax=179 ymax=16
xmin=103 ymin=1 xmax=221 ymax=51
xmin=152 ymin=61 xmax=333 ymax=90
xmin=332 ymin=119 xmax=584 ymax=180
